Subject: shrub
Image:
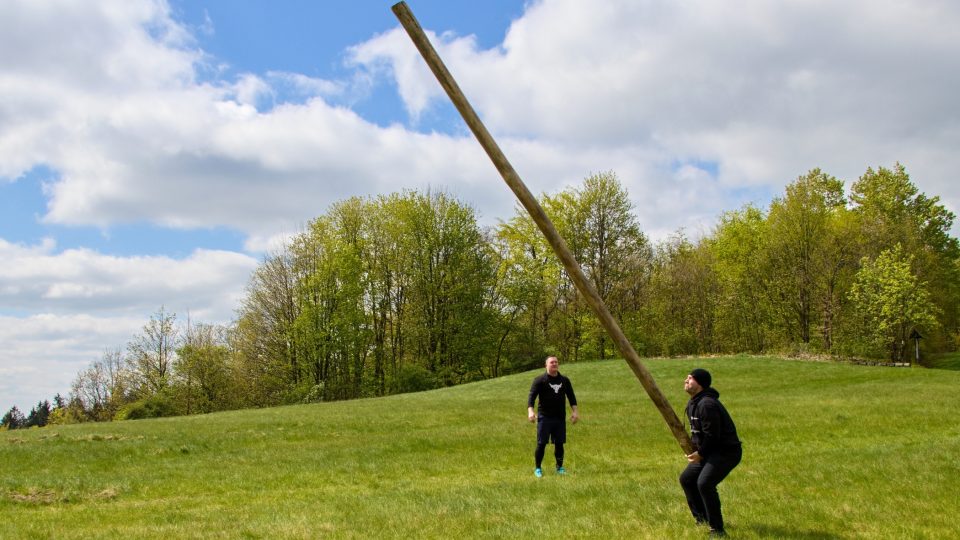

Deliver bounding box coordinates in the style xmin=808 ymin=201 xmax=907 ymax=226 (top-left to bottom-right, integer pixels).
xmin=389 ymin=365 xmax=439 ymax=394
xmin=115 ymin=393 xmax=178 ymax=420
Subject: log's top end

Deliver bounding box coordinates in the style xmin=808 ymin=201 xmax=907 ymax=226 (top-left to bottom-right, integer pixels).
xmin=388 ymin=0 xmax=692 ymax=458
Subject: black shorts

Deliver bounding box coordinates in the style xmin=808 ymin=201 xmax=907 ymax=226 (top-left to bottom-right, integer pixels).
xmin=537 ymin=417 xmax=566 ymax=445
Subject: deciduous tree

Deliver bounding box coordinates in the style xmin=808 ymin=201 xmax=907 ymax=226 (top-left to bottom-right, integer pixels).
xmin=765 ymin=169 xmax=846 ymax=347
xmin=127 ymin=307 xmax=179 ymax=395
xmin=848 ymin=244 xmax=939 ymax=360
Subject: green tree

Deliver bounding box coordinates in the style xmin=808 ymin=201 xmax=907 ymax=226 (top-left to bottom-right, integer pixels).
xmin=364 ymin=194 xmax=413 ymax=393
xmin=332 ymin=199 xmax=375 ymax=397
xmin=127 ymin=307 xmax=179 ymax=395
xmin=710 ymin=205 xmax=773 ymax=352
xmin=1 ymin=406 xmax=25 ymax=430
xmin=236 ymin=189 xmax=498 ymax=401
xmin=25 ymin=400 xmax=52 ymax=428
xmin=291 ymin=198 xmax=372 ymax=400
xmin=233 ymin=249 xmax=300 ymax=406
xmin=403 ymin=190 xmax=496 ymax=384
xmin=175 ymin=322 xmax=234 ymax=414
xmin=70 ymin=348 xmax=132 ymax=421
xmin=524 ymin=173 xmax=651 ymax=362
xmin=572 ymin=172 xmax=650 ymax=359
xmin=537 ymin=189 xmax=587 ymax=361
xmin=814 ymin=207 xmax=861 ymax=352
xmin=848 ymin=244 xmax=939 ymax=360
xmin=644 ymin=232 xmax=718 ymax=355
xmin=765 ymin=169 xmax=846 ymax=348
xmin=492 ymin=204 xmax=564 ymax=372
xmin=850 ymin=164 xmax=960 ymax=351
xmin=228 ymin=313 xmax=290 ymax=408
xmin=493 ymin=172 xmax=650 ymax=363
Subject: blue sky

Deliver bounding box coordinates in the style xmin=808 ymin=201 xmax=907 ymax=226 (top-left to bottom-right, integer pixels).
xmin=1 ymin=1 xmax=529 ymax=259
xmin=2 ymin=0 xmax=959 ymax=413
xmin=173 ymin=1 xmax=526 ymax=128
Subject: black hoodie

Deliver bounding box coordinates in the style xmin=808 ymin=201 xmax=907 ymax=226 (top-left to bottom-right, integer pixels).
xmin=685 ymin=387 xmax=741 ymax=458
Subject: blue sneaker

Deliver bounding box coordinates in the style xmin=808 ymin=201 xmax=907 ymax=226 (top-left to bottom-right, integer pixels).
xmin=556 ymin=467 xmax=566 ymax=475
xmin=534 ymin=468 xmax=543 ymax=478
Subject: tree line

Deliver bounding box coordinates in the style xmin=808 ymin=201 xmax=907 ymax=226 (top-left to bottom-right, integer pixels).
xmin=3 ymin=163 xmax=957 ymax=428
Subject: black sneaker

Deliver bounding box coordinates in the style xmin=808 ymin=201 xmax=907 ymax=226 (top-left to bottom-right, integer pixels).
xmin=708 ymin=529 xmax=727 ymax=538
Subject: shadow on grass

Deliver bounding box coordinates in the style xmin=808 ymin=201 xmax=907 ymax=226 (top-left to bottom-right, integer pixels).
xmin=746 ymin=525 xmax=842 ymax=539
xmin=924 ymin=353 xmax=960 ymax=371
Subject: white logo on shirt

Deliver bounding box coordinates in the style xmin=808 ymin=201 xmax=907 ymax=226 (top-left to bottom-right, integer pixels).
xmin=549 ymin=383 xmax=562 ymax=394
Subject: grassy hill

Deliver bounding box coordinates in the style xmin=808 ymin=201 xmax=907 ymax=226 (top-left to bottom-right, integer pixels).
xmin=3 ymin=356 xmax=958 ymax=539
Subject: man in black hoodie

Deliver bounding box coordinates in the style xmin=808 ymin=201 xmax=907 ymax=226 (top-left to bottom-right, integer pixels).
xmin=680 ymin=368 xmax=742 ymax=538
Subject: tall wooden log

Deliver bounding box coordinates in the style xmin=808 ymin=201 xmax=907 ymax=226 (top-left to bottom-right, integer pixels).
xmin=391 ymin=1 xmax=693 ymax=454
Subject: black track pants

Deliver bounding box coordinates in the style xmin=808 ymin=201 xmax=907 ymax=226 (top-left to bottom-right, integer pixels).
xmin=679 ymin=445 xmax=742 ymax=532
xmin=534 ymin=441 xmax=564 ymax=469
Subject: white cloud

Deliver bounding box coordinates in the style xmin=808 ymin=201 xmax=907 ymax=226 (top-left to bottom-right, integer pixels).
xmin=2 ymin=0 xmax=959 ymax=410
xmin=351 ymin=0 xmax=960 ymax=234
xmin=346 ymin=26 xmax=447 ymax=122
xmin=4 ymin=0 xmax=956 ymax=243
xmin=0 ymin=236 xmax=257 ymax=411
xmin=0 ymin=238 xmax=257 ymax=321
xmin=0 ymin=313 xmax=143 ymax=414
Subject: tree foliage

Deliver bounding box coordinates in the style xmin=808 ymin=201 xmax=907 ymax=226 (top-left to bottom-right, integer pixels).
xmin=1 ymin=406 xmax=25 ymax=430
xmin=24 ymin=163 xmax=958 ymax=424
xmin=127 ymin=307 xmax=178 ymax=395
xmin=710 ymin=205 xmax=772 ymax=352
xmin=848 ymin=244 xmax=939 ymax=360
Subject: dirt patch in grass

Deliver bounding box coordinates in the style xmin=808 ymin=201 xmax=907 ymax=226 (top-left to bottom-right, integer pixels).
xmin=6 ymin=486 xmax=121 ymax=505
xmin=75 ymin=434 xmax=142 ymax=442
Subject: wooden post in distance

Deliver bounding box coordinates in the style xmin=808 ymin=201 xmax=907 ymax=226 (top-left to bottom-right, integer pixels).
xmin=391 ymin=1 xmax=693 ymax=455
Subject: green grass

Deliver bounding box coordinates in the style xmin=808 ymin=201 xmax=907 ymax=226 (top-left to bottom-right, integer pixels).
xmin=3 ymin=357 xmax=958 ymax=539
xmin=926 ymin=351 xmax=960 ymax=371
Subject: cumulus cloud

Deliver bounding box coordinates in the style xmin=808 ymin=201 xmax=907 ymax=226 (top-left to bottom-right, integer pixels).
xmin=4 ymin=0 xmax=956 ymax=244
xmin=2 ymin=0 xmax=959 ymax=410
xmin=351 ymin=0 xmax=960 ymax=235
xmin=0 ymin=236 xmax=257 ymax=410
xmin=0 ymin=313 xmax=145 ymax=414
xmin=0 ymin=237 xmax=257 ymax=321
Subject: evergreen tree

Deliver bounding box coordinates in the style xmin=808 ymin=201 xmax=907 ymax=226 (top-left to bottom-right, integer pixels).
xmin=25 ymin=400 xmax=51 ymax=428
xmin=1 ymin=406 xmax=25 ymax=430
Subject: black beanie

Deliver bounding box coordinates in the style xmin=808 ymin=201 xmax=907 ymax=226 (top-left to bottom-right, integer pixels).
xmin=690 ymin=368 xmax=712 ymax=388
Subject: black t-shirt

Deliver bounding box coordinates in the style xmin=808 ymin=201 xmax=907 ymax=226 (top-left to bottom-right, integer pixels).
xmin=528 ymin=372 xmax=577 ymax=419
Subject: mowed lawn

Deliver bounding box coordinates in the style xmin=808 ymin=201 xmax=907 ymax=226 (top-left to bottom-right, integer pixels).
xmin=2 ymin=356 xmax=958 ymax=539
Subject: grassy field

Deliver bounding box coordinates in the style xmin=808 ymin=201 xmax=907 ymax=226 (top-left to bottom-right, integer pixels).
xmin=926 ymin=351 xmax=960 ymax=371
xmin=2 ymin=356 xmax=958 ymax=539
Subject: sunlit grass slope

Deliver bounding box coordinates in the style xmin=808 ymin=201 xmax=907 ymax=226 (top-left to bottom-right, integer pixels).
xmin=3 ymin=357 xmax=958 ymax=539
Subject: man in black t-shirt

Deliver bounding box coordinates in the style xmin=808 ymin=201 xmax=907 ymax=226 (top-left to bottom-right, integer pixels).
xmin=527 ymin=356 xmax=578 ymax=477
